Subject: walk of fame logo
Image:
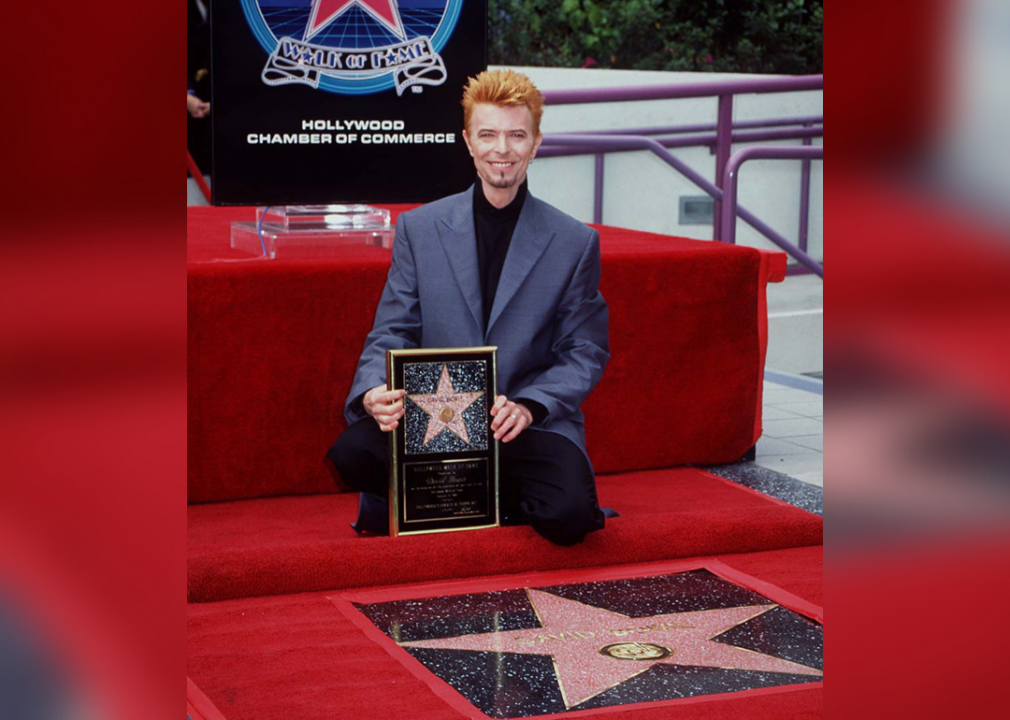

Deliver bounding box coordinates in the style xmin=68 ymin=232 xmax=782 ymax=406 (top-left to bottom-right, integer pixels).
xmin=239 ymin=0 xmax=462 ymax=95
xmin=349 ymin=570 xmax=823 ymax=717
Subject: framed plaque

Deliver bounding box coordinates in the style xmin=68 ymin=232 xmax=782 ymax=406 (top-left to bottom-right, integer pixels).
xmin=387 ymin=347 xmax=498 ymax=536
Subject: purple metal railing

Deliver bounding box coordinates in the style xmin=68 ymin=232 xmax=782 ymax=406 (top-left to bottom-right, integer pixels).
xmin=540 ymin=75 xmax=823 ymax=261
xmin=713 ymin=95 xmax=734 ymax=238
xmin=541 ymin=75 xmax=823 ymax=104
xmin=545 ymin=134 xmax=817 ymax=273
xmin=536 ymin=126 xmax=823 ymax=158
xmin=799 ymin=123 xmax=814 ymax=253
xmin=593 ymin=154 xmax=605 ymax=225
xmin=582 ymin=115 xmax=823 ymax=137
xmin=721 ymin=146 xmax=824 ymax=276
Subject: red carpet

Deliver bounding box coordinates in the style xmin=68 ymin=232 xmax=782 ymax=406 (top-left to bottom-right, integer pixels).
xmin=188 ymin=468 xmax=820 ymax=603
xmin=188 ymin=545 xmax=822 ymax=720
xmin=188 ymin=207 xmax=779 ymax=504
xmin=186 ymin=206 xmax=809 ymax=718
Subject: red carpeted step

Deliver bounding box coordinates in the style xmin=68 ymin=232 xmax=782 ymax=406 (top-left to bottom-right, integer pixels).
xmin=188 ymin=206 xmax=777 ymax=503
xmin=187 ymin=546 xmax=823 ymax=720
xmin=188 ymin=468 xmax=821 ymax=603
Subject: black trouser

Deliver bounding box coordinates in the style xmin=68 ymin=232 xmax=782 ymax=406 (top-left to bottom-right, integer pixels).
xmin=327 ymin=418 xmax=606 ymax=546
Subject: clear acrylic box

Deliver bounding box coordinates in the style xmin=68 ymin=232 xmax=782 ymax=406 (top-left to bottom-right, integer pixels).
xmin=231 ymin=204 xmax=395 ymax=259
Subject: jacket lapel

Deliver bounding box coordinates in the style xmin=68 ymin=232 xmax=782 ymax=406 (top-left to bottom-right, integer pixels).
xmin=436 ymin=187 xmax=483 ymax=335
xmin=486 ymin=195 xmax=555 ymax=339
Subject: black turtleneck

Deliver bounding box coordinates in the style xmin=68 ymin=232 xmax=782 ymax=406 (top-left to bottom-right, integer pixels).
xmin=472 ymin=179 xmax=547 ymax=426
xmin=473 ymin=178 xmax=527 ymax=329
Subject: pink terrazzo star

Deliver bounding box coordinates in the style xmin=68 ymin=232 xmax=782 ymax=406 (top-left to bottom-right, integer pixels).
xmin=407 ymin=364 xmax=485 ymax=447
xmin=401 ymin=589 xmax=821 ymax=709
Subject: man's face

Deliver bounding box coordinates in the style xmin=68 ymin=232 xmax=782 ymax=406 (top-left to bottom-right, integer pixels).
xmin=463 ymin=103 xmax=543 ymax=192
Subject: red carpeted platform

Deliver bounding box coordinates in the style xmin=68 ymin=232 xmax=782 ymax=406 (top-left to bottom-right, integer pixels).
xmin=187 ymin=468 xmax=821 ymax=603
xmin=188 ymin=546 xmax=822 ymax=720
xmin=187 ymin=206 xmax=785 ymax=504
xmin=187 ymin=206 xmax=812 ymax=719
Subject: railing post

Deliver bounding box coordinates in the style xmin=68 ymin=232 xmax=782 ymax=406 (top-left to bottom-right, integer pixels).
xmin=593 ymin=153 xmax=604 ymax=224
xmin=712 ymin=93 xmax=734 ymax=240
xmin=721 ymin=156 xmax=740 ymax=245
xmin=799 ymin=123 xmax=812 ymax=253
xmin=720 ymin=146 xmax=823 ymax=277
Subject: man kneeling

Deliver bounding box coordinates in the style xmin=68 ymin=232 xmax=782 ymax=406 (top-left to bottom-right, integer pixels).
xmin=328 ymin=70 xmax=609 ymax=546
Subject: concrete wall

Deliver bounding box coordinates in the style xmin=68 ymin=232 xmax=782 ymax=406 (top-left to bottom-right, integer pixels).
xmin=502 ymin=66 xmax=823 ymax=262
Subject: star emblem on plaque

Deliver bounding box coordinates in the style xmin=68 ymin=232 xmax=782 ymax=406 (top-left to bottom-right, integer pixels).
xmin=341 ymin=568 xmax=824 ymax=717
xmin=386 ymin=348 xmax=499 ymax=536
xmin=407 ymin=363 xmax=486 ymax=450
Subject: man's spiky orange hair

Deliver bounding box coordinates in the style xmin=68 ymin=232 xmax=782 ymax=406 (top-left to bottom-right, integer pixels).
xmin=461 ymin=69 xmax=545 ymax=135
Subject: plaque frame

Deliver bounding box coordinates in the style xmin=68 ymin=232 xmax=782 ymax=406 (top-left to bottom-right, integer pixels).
xmin=387 ymin=347 xmax=499 ymax=536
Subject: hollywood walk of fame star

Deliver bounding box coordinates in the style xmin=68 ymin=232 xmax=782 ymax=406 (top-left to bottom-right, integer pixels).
xmin=408 ymin=364 xmax=485 ymax=447
xmin=401 ymin=589 xmax=822 ymax=709
xmin=305 ymin=0 xmax=407 ymax=43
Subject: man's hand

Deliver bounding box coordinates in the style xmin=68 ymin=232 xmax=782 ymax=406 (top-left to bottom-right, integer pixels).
xmin=363 ymin=385 xmax=406 ymax=432
xmin=490 ymin=395 xmax=533 ymax=443
xmin=187 ymin=93 xmax=210 ymax=118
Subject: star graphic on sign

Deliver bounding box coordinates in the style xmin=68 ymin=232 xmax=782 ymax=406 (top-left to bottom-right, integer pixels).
xmin=401 ymin=589 xmax=822 ymax=709
xmin=407 ymin=364 xmax=485 ymax=447
xmin=304 ymin=0 xmax=407 ymax=42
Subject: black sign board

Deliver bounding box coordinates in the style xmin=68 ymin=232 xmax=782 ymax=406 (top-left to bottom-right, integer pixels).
xmin=210 ymin=0 xmax=486 ymax=205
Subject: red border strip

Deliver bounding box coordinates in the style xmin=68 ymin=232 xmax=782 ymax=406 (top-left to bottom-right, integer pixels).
xmin=706 ymin=559 xmax=823 ymax=623
xmin=187 ymin=677 xmax=230 ymax=720
xmin=697 ymin=468 xmax=822 ymax=517
xmin=331 ymin=557 xmax=823 ymax=720
xmin=187 ymin=149 xmax=212 ymax=204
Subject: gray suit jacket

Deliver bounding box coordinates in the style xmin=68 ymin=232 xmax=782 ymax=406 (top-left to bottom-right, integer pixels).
xmin=345 ymin=185 xmax=610 ymax=461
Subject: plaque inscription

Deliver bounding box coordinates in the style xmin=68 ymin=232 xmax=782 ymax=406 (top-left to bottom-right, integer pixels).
xmin=402 ymin=458 xmax=490 ymax=523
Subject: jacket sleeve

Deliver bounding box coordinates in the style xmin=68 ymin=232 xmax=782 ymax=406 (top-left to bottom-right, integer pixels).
xmin=512 ymin=228 xmax=610 ymax=423
xmin=343 ymin=214 xmax=422 ymax=424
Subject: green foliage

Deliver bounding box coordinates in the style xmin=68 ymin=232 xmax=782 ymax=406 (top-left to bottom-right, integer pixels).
xmin=488 ymin=0 xmax=822 ymax=74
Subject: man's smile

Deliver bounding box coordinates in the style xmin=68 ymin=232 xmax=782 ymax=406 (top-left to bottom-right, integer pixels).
xmin=463 ymin=102 xmax=543 ymax=203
